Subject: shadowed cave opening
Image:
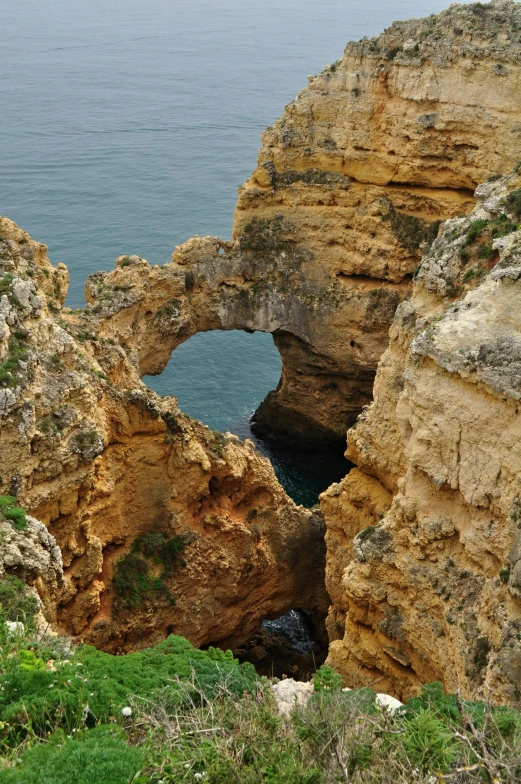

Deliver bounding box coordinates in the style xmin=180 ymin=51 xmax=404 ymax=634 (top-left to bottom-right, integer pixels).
xmin=235 ymin=609 xmax=328 ymax=681
xmin=144 ymin=330 xmax=350 ymax=507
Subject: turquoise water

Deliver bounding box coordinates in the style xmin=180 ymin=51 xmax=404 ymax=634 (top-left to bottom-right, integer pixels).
xmin=1 ymin=0 xmax=450 ymax=504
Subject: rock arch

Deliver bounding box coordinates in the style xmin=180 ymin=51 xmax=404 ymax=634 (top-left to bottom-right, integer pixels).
xmin=86 ymin=2 xmax=521 ymax=450
xmin=85 ymin=230 xmax=411 ymax=449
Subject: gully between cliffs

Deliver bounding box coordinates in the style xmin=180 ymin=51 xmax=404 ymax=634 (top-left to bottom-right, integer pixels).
xmin=5 ymin=0 xmax=521 ymax=702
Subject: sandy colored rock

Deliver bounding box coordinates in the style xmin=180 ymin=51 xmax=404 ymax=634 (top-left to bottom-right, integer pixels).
xmin=323 ymin=169 xmax=521 ymax=704
xmin=79 ymin=2 xmax=521 ymax=449
xmin=233 ymin=0 xmax=521 ymax=444
xmin=271 ymin=678 xmax=314 ymax=717
xmin=0 ymin=217 xmax=328 ymax=652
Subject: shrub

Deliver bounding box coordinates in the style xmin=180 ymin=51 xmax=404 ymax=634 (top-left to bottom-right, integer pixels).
xmin=491 ymin=214 xmax=518 ymax=238
xmin=504 ymin=187 xmax=521 ymax=221
xmin=0 ymin=635 xmax=258 ymax=748
xmin=112 ymin=533 xmax=187 ymax=609
xmin=0 ymin=336 xmax=29 ymax=389
xmin=382 ymin=204 xmax=440 ymax=252
xmin=210 ymin=431 xmax=226 ymax=457
xmin=0 ymin=575 xmax=39 ymax=623
xmin=403 ymin=681 xmax=484 ymax=726
xmin=0 ymin=725 xmax=143 ymax=784
xmin=143 ymin=683 xmax=321 ymax=784
xmin=239 ymin=216 xmax=295 ymax=258
xmin=402 ymin=709 xmax=458 ymax=772
xmin=464 ymin=218 xmax=489 ymax=246
xmin=0 ymin=496 xmax=27 ymax=531
xmin=479 ymin=243 xmax=495 ymax=260
xmin=312 ymin=665 xmax=342 ymax=692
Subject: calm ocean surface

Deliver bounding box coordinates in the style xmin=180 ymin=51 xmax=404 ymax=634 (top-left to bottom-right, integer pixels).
xmin=1 ymin=0 xmax=449 ymax=505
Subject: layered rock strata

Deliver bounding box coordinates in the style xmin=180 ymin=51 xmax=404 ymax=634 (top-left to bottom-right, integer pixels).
xmin=66 ymin=3 xmax=521 ymax=453
xmin=0 ymin=217 xmax=327 ymax=652
xmin=235 ymin=0 xmax=521 ymax=445
xmin=323 ymin=170 xmax=521 ymax=704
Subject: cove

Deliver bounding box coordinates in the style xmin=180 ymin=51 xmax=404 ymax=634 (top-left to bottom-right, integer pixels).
xmin=144 ymin=330 xmax=349 ymax=507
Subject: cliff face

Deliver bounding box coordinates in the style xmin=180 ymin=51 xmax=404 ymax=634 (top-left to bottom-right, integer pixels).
xmin=3 ymin=0 xmax=521 ymax=704
xmin=73 ymin=2 xmax=521 ymax=453
xmin=234 ymin=0 xmax=521 ymax=445
xmin=323 ymin=169 xmax=521 ymax=704
xmin=0 ymin=217 xmax=327 ymax=652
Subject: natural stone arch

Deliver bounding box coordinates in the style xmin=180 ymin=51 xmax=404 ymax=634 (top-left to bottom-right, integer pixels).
xmin=85 ymin=2 xmax=521 ymax=451
xmin=85 ymin=229 xmax=411 ymax=449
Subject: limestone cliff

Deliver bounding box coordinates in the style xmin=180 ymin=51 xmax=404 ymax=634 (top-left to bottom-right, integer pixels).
xmin=323 ymin=169 xmax=521 ymax=704
xmin=3 ymin=0 xmax=521 ymax=704
xmin=73 ymin=2 xmax=521 ymax=453
xmin=0 ymin=217 xmax=327 ymax=652
xmin=235 ymin=0 xmax=521 ymax=446
xmin=0 ymin=508 xmax=63 ymax=626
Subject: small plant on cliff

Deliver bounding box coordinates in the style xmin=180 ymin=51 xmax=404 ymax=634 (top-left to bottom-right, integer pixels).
xmin=504 ymin=187 xmax=521 ymax=221
xmin=211 ymin=431 xmax=226 ymax=457
xmin=0 ymin=495 xmax=28 ymax=531
xmin=0 ymin=575 xmax=38 ymax=622
xmin=238 ymin=215 xmax=302 ymax=263
xmin=112 ymin=532 xmax=187 ymax=609
xmin=312 ymin=665 xmax=342 ymax=692
xmin=462 ymin=218 xmax=489 ymax=250
xmin=382 ymin=203 xmax=441 ymax=253
xmin=0 ymin=335 xmax=30 ymax=389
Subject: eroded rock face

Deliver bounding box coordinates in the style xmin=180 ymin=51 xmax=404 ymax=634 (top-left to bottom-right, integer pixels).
xmin=0 ymin=514 xmax=63 ymax=624
xmin=79 ymin=1 xmax=521 ymax=449
xmin=323 ymin=170 xmax=521 ymax=704
xmin=234 ymin=0 xmax=521 ymax=444
xmin=0 ymin=217 xmax=328 ymax=652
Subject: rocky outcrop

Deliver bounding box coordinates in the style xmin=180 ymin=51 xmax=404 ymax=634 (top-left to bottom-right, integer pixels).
xmin=75 ymin=1 xmax=521 ymax=450
xmin=0 ymin=217 xmax=328 ymax=652
xmin=0 ymin=512 xmax=63 ymax=624
xmin=323 ymin=169 xmax=521 ymax=704
xmin=3 ymin=0 xmax=521 ymax=706
xmin=234 ymin=0 xmax=521 ymax=445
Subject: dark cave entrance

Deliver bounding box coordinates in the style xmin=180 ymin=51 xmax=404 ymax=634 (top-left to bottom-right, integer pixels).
xmin=144 ymin=329 xmax=350 ymax=507
xmin=234 ymin=609 xmax=328 ymax=681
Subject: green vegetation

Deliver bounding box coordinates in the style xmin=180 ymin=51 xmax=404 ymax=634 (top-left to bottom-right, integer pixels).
xmin=211 ymin=430 xmax=226 ymax=457
xmin=504 ymin=187 xmax=521 ymax=221
xmin=461 ymin=215 xmax=518 ymax=260
xmin=239 ymin=216 xmax=297 ymax=260
xmin=464 ymin=218 xmax=489 ymax=247
xmin=0 ymin=274 xmax=14 ymax=298
xmin=382 ymin=204 xmax=441 ymax=253
xmin=75 ymin=329 xmax=98 ymax=342
xmin=152 ymin=298 xmax=181 ymax=322
xmin=0 ymin=575 xmax=38 ymax=622
xmin=277 ymin=169 xmax=350 ymax=188
xmin=312 ymin=665 xmax=342 ymax=692
xmin=0 ymin=496 xmax=27 ymax=531
xmin=0 ymin=334 xmax=29 ymax=389
xmin=402 ymin=709 xmax=458 ymax=772
xmin=456 ymin=213 xmax=519 ymax=287
xmin=0 ymin=621 xmax=521 ymax=783
xmin=112 ymin=532 xmax=187 ymax=609
xmin=0 ymin=726 xmax=143 ymax=784
xmin=357 ymin=525 xmax=376 ymax=542
xmin=70 ymin=428 xmax=98 ymax=452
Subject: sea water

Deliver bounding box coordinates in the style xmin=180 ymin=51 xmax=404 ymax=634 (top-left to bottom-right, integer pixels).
xmin=1 ymin=0 xmax=450 ymax=505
